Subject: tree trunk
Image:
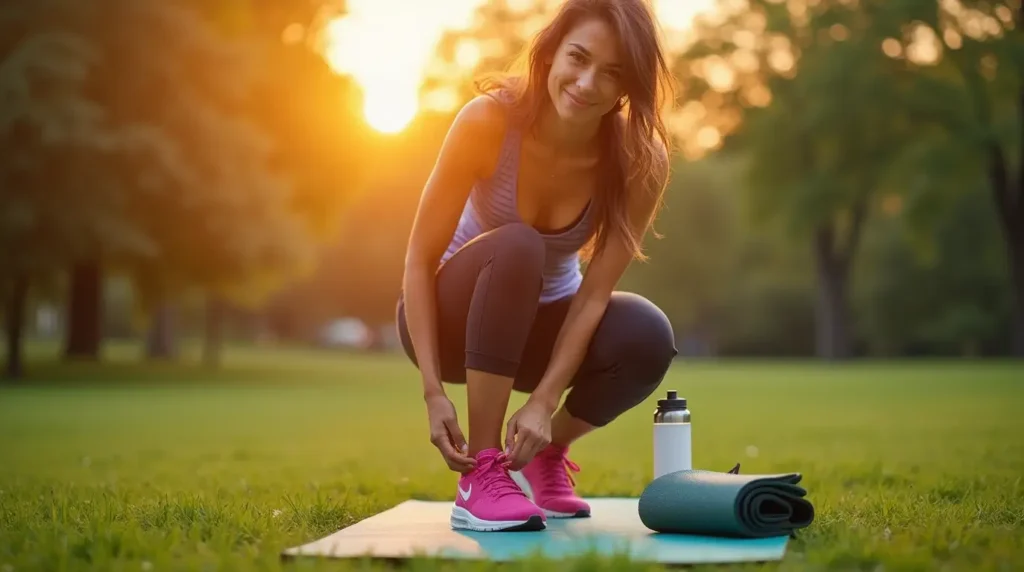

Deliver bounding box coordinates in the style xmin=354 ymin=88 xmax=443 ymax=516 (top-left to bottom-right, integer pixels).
xmin=64 ymin=261 xmax=102 ymax=359
xmin=202 ymin=294 xmax=225 ymax=368
xmin=1008 ymin=39 xmax=1024 ymax=357
xmin=813 ymin=227 xmax=852 ymax=360
xmin=144 ymin=303 xmax=178 ymax=359
xmin=811 ymin=203 xmax=866 ymax=361
xmin=987 ymin=125 xmax=1023 ymax=356
xmin=1002 ymin=207 xmax=1024 ymax=357
xmin=4 ymin=276 xmax=29 ymax=380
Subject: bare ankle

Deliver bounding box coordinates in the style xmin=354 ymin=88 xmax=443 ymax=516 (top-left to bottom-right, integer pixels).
xmin=550 ymin=407 xmax=596 ymax=446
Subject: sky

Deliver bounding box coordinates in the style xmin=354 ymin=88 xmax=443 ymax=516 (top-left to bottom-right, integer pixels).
xmin=320 ymin=0 xmax=717 ymax=133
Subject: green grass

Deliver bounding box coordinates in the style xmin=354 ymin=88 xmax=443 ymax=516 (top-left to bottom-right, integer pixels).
xmin=1 ymin=342 xmax=1022 ymax=571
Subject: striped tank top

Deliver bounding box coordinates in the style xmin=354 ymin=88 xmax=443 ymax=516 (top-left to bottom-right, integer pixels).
xmin=440 ymin=121 xmax=595 ymax=303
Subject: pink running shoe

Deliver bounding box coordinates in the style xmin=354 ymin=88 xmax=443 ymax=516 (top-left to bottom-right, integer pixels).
xmin=513 ymin=444 xmax=591 ymax=518
xmin=450 ymin=448 xmax=546 ymax=532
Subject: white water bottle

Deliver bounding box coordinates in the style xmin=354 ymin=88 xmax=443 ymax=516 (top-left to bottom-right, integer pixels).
xmin=653 ymin=390 xmax=691 ymax=480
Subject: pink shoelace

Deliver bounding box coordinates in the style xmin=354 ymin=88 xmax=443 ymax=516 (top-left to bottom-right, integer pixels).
xmin=536 ymin=448 xmax=581 ymax=490
xmin=476 ymin=452 xmax=528 ymax=500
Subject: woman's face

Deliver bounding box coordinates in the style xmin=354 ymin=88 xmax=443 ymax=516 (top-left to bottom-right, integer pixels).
xmin=546 ymin=17 xmax=625 ymax=125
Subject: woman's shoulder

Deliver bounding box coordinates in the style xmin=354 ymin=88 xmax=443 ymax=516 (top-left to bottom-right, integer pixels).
xmin=451 ymin=93 xmax=511 ymax=140
xmin=445 ymin=93 xmax=514 ymax=178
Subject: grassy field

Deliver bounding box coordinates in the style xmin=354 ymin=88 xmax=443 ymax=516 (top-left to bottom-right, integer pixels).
xmin=1 ymin=342 xmax=1022 ymax=571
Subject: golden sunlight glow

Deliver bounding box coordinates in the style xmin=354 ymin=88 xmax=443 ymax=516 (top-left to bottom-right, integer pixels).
xmin=323 ymin=0 xmax=715 ymax=134
xmin=322 ymin=0 xmax=481 ymax=134
xmin=657 ymin=0 xmax=718 ymax=51
xmin=906 ymin=23 xmax=941 ymax=65
xmin=364 ymin=92 xmax=418 ymax=134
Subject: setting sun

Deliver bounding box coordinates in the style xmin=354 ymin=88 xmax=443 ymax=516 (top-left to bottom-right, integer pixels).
xmin=363 ymin=91 xmax=418 ymax=134
xmin=322 ymin=0 xmax=715 ymax=134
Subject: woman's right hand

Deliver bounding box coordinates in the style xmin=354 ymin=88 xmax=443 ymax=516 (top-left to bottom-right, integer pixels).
xmin=425 ymin=393 xmax=476 ymax=473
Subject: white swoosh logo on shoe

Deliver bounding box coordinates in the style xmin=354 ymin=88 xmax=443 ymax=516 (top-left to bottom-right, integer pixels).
xmin=458 ymin=483 xmax=471 ymax=501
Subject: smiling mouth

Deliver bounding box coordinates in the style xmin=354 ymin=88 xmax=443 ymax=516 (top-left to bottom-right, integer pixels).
xmin=564 ymin=90 xmax=591 ymax=107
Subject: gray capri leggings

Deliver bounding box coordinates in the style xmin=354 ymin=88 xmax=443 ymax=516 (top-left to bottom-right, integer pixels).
xmin=396 ymin=222 xmax=677 ymax=427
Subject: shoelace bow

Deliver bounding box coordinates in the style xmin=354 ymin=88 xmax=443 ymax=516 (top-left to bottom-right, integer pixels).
xmin=540 ymin=450 xmax=581 ymax=488
xmin=478 ymin=453 xmax=528 ymax=499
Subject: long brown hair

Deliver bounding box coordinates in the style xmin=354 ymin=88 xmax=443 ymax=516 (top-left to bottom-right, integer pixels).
xmin=477 ymin=0 xmax=675 ymax=261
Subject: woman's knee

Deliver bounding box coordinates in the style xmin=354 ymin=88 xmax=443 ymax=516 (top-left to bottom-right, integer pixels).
xmin=559 ymin=294 xmax=676 ymax=427
xmin=601 ymin=292 xmax=677 ymax=381
xmin=463 ymin=223 xmax=546 ymax=297
xmin=488 ymin=222 xmax=545 ymax=271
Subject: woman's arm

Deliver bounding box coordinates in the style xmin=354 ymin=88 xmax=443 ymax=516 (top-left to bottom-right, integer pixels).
xmin=503 ymin=141 xmax=671 ymax=469
xmin=531 ymin=145 xmax=671 ymax=411
xmin=405 ymin=96 xmax=506 ymax=472
xmin=402 ymin=96 xmax=506 ymax=398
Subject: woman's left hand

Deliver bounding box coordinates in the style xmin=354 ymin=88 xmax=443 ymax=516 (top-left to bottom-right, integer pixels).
xmin=504 ymin=397 xmax=556 ymax=471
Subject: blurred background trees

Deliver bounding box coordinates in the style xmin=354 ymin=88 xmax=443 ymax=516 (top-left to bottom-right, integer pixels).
xmin=2 ymin=0 xmax=1020 ymax=379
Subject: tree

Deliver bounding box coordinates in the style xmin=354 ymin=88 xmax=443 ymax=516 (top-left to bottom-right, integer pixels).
xmin=190 ymin=0 xmax=371 ymax=364
xmin=880 ymin=1 xmax=1024 ymax=356
xmin=0 ymin=1 xmax=159 ymax=378
xmin=854 ymin=188 xmax=1012 ymax=357
xmin=2 ymin=0 xmax=368 ymax=374
xmin=53 ymin=0 xmax=324 ymax=362
xmin=675 ymin=0 xmax=938 ymax=359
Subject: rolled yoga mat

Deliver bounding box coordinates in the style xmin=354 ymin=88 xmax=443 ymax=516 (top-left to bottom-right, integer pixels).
xmin=638 ymin=468 xmax=815 ymax=538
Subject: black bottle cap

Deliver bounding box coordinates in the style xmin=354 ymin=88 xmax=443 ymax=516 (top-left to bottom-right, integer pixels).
xmin=657 ymin=390 xmax=687 ymax=410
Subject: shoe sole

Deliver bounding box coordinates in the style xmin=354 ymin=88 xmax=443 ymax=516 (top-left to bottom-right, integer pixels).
xmin=510 ymin=471 xmax=591 ymax=519
xmin=450 ymin=506 xmax=546 ymax=532
xmin=543 ymin=508 xmax=590 ymax=518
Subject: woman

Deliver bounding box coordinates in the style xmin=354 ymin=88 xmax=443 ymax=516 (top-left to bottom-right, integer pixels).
xmin=396 ymin=0 xmax=677 ymax=532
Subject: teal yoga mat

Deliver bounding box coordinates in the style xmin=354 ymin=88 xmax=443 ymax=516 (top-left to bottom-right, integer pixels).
xmin=282 ymin=498 xmax=789 ymax=564
xmin=639 ymin=469 xmax=815 ymax=539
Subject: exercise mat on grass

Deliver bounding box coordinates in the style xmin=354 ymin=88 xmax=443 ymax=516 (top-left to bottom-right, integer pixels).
xmin=282 ymin=498 xmax=789 ymax=564
xmin=638 ymin=469 xmax=814 ymax=538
